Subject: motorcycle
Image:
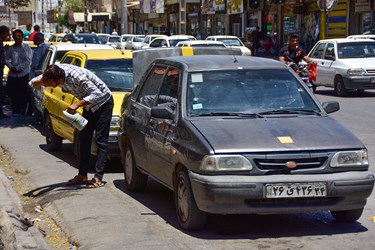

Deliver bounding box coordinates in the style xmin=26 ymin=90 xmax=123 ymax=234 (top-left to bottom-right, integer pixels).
xmin=285 ymin=56 xmax=314 ymax=90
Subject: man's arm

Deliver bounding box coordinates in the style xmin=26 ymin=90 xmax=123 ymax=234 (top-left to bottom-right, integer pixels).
xmin=303 ymin=55 xmax=317 ymax=65
xmin=28 ymin=75 xmax=43 ymax=88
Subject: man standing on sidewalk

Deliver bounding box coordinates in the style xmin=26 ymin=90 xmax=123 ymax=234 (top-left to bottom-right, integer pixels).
xmin=28 ymin=64 xmax=114 ymax=188
xmin=0 ymin=25 xmax=10 ymax=119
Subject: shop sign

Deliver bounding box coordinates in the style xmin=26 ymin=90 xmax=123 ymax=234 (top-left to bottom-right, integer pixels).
xmin=355 ymin=0 xmax=371 ymax=12
xmin=227 ymin=0 xmax=243 ymax=14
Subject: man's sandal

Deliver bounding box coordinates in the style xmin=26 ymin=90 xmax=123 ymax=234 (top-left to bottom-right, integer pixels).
xmin=66 ymin=175 xmax=88 ymax=185
xmin=86 ymin=177 xmax=105 ymax=189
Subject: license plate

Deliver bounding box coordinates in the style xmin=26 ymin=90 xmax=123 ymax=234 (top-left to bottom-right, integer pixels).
xmin=265 ymin=183 xmax=327 ymax=198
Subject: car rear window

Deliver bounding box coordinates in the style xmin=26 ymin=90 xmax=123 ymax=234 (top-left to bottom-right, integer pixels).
xmin=338 ymin=42 xmax=375 ymax=58
xmin=86 ymin=59 xmax=133 ymax=91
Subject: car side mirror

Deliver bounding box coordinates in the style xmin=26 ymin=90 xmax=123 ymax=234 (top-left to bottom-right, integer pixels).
xmin=322 ymin=101 xmax=339 ymax=114
xmin=324 ymin=55 xmax=335 ymax=61
xmin=151 ymin=106 xmax=175 ymax=120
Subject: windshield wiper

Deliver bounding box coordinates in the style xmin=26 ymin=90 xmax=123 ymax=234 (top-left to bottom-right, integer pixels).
xmin=259 ymin=109 xmax=322 ymax=116
xmin=197 ymin=112 xmax=263 ymax=118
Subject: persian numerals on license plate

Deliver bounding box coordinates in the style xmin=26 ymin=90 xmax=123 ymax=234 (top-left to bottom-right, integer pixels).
xmin=265 ymin=183 xmax=327 ymax=198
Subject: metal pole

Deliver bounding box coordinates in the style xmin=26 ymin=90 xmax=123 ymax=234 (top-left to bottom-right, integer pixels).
xmin=84 ymin=0 xmax=88 ymax=32
xmin=121 ymin=0 xmax=128 ymax=34
xmin=42 ymin=0 xmax=45 ymax=32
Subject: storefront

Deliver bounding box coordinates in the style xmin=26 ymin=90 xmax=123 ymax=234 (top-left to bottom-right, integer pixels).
xmin=354 ymin=0 xmax=374 ymax=34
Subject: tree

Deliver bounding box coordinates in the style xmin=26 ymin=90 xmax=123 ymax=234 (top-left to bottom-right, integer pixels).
xmin=5 ymin=0 xmax=31 ymax=9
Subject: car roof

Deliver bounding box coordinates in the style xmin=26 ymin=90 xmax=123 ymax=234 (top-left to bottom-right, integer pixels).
xmin=68 ymin=49 xmax=133 ymax=59
xmin=318 ymin=38 xmax=375 ymax=43
xmin=206 ymin=35 xmax=239 ymax=39
xmin=155 ymin=55 xmax=284 ymax=72
xmin=176 ymin=40 xmax=226 ymax=47
xmin=347 ymin=34 xmax=375 ymax=39
xmin=49 ymin=43 xmax=114 ymax=50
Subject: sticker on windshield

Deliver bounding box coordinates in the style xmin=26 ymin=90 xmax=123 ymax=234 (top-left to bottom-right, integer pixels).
xmin=191 ymin=73 xmax=203 ymax=83
xmin=192 ymin=103 xmax=203 ymax=109
xmin=277 ymin=136 xmax=294 ymax=143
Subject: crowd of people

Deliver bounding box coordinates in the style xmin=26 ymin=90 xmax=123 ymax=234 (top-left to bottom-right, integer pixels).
xmin=0 ymin=24 xmax=47 ymax=118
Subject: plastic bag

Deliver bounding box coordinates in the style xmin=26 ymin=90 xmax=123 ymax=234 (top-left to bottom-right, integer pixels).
xmin=308 ymin=64 xmax=317 ymax=82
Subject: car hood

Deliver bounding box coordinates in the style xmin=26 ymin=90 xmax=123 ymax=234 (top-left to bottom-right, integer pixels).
xmin=339 ymin=57 xmax=375 ymax=68
xmin=189 ymin=116 xmax=363 ymax=153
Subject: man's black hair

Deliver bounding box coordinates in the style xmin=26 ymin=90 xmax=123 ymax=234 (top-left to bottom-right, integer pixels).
xmin=0 ymin=25 xmax=9 ymax=35
xmin=34 ymin=25 xmax=40 ymax=31
xmin=12 ymin=29 xmax=24 ymax=38
xmin=44 ymin=65 xmax=65 ymax=80
xmin=289 ymin=33 xmax=299 ymax=40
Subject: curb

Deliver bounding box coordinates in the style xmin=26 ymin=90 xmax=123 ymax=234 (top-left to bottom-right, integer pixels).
xmin=0 ymin=169 xmax=50 ymax=249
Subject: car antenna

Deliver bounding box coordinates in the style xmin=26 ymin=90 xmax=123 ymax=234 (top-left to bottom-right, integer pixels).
xmin=229 ymin=42 xmax=238 ymax=63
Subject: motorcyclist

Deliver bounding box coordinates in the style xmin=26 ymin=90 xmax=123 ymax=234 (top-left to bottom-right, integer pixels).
xmin=278 ymin=33 xmax=316 ymax=66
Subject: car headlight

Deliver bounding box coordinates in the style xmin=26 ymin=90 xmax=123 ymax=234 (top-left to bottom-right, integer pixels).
xmin=347 ymin=68 xmax=366 ymax=76
xmin=200 ymin=155 xmax=253 ymax=172
xmin=330 ymin=149 xmax=368 ymax=167
xmin=110 ymin=116 xmax=121 ymax=129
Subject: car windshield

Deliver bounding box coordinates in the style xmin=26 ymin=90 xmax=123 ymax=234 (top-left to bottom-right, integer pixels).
xmin=133 ymin=37 xmax=145 ymax=42
xmin=74 ymin=35 xmax=100 ymax=44
xmin=170 ymin=39 xmax=189 ymax=47
xmin=338 ymin=42 xmax=375 ymax=58
xmin=86 ymin=59 xmax=133 ymax=91
xmin=217 ymin=38 xmax=243 ymax=46
xmin=108 ymin=37 xmax=120 ymax=42
xmin=55 ymin=50 xmax=69 ymax=64
xmin=186 ymin=69 xmax=320 ymax=117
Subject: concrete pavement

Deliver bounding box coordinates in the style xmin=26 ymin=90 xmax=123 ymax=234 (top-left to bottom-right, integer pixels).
xmin=0 ymin=161 xmax=50 ymax=249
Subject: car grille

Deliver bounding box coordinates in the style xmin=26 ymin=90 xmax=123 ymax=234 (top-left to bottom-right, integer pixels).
xmin=366 ymin=69 xmax=375 ymax=74
xmin=254 ymin=157 xmax=328 ymax=171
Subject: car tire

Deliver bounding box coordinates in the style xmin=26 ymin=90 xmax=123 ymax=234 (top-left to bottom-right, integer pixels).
xmin=124 ymin=142 xmax=148 ymax=192
xmin=331 ymin=208 xmax=364 ymax=222
xmin=44 ymin=113 xmax=63 ymax=151
xmin=334 ymin=76 xmax=348 ymax=97
xmin=175 ymin=170 xmax=207 ymax=230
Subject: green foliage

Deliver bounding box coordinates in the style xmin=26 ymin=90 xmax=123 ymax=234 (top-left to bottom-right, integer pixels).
xmin=7 ymin=0 xmax=31 ymax=9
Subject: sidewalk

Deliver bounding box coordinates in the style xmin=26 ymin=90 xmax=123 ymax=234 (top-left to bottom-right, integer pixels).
xmin=0 ymin=167 xmax=50 ymax=249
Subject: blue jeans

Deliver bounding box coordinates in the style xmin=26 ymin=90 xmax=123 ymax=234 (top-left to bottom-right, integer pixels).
xmin=78 ymin=97 xmax=114 ymax=180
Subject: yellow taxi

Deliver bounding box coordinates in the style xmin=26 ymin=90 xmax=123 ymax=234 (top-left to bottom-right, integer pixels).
xmin=48 ymin=33 xmax=66 ymax=43
xmin=42 ymin=49 xmax=133 ymax=161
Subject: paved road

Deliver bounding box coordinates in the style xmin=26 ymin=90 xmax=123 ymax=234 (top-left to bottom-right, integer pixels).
xmin=0 ymin=88 xmax=375 ymax=249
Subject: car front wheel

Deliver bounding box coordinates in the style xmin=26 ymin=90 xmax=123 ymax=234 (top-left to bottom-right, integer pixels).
xmin=331 ymin=208 xmax=364 ymax=222
xmin=334 ymin=76 xmax=348 ymax=97
xmin=124 ymin=142 xmax=147 ymax=192
xmin=175 ymin=170 xmax=206 ymax=230
xmin=44 ymin=113 xmax=63 ymax=151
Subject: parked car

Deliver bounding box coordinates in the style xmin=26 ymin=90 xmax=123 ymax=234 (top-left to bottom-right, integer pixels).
xmin=176 ymin=40 xmax=226 ymax=48
xmin=43 ymin=49 xmax=134 ymax=162
xmin=149 ymin=35 xmax=196 ymax=48
xmin=48 ymin=33 xmax=65 ymax=42
xmin=125 ymin=35 xmax=145 ymax=50
xmin=307 ymin=38 xmax=375 ymax=96
xmin=141 ymin=34 xmax=168 ymax=48
xmin=118 ymin=34 xmax=135 ymax=49
xmin=206 ymin=35 xmax=252 ymax=56
xmin=62 ymin=33 xmax=100 ymax=44
xmin=119 ymin=53 xmax=374 ymax=230
xmin=33 ymin=44 xmax=115 ymax=123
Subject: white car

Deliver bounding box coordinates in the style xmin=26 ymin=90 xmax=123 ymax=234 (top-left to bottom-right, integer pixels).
xmin=125 ymin=35 xmax=145 ymax=50
xmin=205 ymin=35 xmax=252 ymax=56
xmin=118 ymin=34 xmax=134 ymax=49
xmin=149 ymin=35 xmax=196 ymax=48
xmin=141 ymin=34 xmax=168 ymax=48
xmin=176 ymin=40 xmax=226 ymax=48
xmin=307 ymin=38 xmax=375 ymax=96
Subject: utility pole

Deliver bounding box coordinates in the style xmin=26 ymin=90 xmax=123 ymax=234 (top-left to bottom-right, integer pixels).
xmin=42 ymin=0 xmax=45 ymax=32
xmin=121 ymin=0 xmax=128 ymax=34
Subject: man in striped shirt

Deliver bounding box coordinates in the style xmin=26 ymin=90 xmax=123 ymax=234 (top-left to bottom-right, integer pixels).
xmin=29 ymin=64 xmax=114 ymax=188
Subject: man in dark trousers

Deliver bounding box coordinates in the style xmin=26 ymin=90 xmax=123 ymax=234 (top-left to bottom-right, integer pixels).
xmin=0 ymin=25 xmax=9 ymax=119
xmin=29 ymin=64 xmax=114 ymax=188
xmin=252 ymin=26 xmax=261 ymax=56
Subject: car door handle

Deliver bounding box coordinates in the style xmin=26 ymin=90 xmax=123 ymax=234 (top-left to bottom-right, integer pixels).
xmin=321 ymin=62 xmax=324 ymax=65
